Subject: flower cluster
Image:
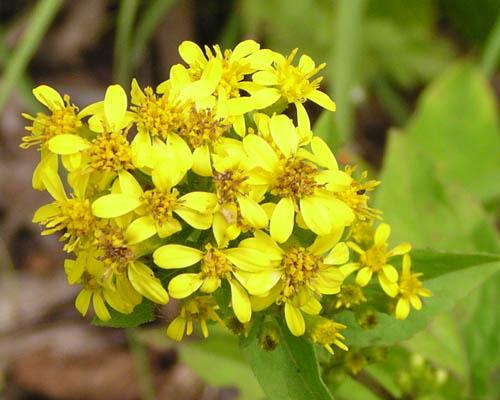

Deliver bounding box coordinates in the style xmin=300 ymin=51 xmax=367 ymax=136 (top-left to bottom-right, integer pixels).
xmin=23 ymin=40 xmax=431 ymax=354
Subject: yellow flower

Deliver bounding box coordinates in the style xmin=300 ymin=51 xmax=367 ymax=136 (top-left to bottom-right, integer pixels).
xmin=153 ymin=243 xmax=274 ymax=323
xmin=166 ymin=295 xmax=224 ymax=341
xmin=335 ymin=284 xmax=367 ymax=309
xmin=211 ymin=140 xmax=268 ymax=247
xmin=21 ymin=85 xmax=83 ymax=150
xmin=342 ymin=223 xmax=411 ymax=297
xmin=64 ymin=249 xmax=142 ymax=320
xmin=307 ymin=315 xmax=348 ymax=355
xmin=91 ymin=166 xmax=216 ymax=239
xmin=129 ymin=79 xmax=193 ymax=172
xmin=252 ymin=49 xmax=336 ymax=136
xmin=243 ymin=114 xmax=354 ymax=242
xmin=32 ymin=167 xmax=97 ymax=252
xmin=168 ymin=40 xmax=272 ymax=136
xmin=245 ymin=230 xmax=347 ymax=336
xmin=92 ymin=224 xmax=169 ymax=305
xmin=48 ymin=85 xmax=135 ymax=184
xmin=395 ymin=254 xmax=432 ymax=320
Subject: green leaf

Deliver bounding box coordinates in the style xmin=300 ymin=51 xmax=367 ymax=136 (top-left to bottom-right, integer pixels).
xmin=375 ymin=132 xmax=500 ymax=253
xmin=335 ymin=249 xmax=500 ymax=347
xmin=179 ymin=327 xmax=265 ymax=400
xmin=240 ymin=316 xmax=334 ymax=400
xmin=407 ymin=62 xmax=500 ymax=203
xmin=314 ymin=110 xmax=342 ymax=150
xmin=92 ymin=298 xmax=155 ymax=328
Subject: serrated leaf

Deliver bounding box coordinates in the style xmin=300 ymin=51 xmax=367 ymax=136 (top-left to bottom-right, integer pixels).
xmin=335 ymin=249 xmax=500 ymax=347
xmin=92 ymin=298 xmax=155 ymax=328
xmin=240 ymin=316 xmax=334 ymax=400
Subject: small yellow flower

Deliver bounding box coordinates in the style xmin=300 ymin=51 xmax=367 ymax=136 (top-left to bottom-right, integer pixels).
xmin=167 ymin=295 xmax=224 ymax=341
xmin=21 ymin=85 xmax=83 ymax=150
xmin=252 ymin=49 xmax=336 ymax=136
xmin=335 ymin=284 xmax=367 ymax=309
xmin=307 ymin=315 xmax=348 ymax=355
xmin=243 ymin=114 xmax=354 ymax=242
xmin=153 ymin=243 xmax=274 ymax=323
xmin=395 ymin=254 xmax=432 ymax=320
xmin=246 ymin=230 xmax=347 ymax=336
xmin=342 ymin=223 xmax=411 ymax=297
xmin=91 ymin=167 xmax=216 ymax=239
xmin=32 ymin=167 xmax=97 ymax=252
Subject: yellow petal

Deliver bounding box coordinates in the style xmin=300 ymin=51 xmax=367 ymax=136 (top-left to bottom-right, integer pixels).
xmin=78 ymin=100 xmax=104 ymax=119
xmin=270 ymin=197 xmax=295 ymax=243
xmin=300 ymin=297 xmax=322 ymax=315
xmin=227 ymin=97 xmax=256 ymax=116
xmin=75 ymin=289 xmax=92 ymax=316
xmin=395 ymin=298 xmax=410 ymax=320
xmin=175 ymin=207 xmax=213 ymax=230
xmin=252 ymin=88 xmax=281 ymax=109
xmin=33 ymin=85 xmax=63 ymax=108
xmin=410 ymin=295 xmax=422 ymax=310
xmin=154 ymin=244 xmax=203 ymax=269
xmin=269 ymin=114 xmax=298 ymax=158
xmin=64 ymin=259 xmax=84 ymax=284
xmin=243 ymin=134 xmax=279 ymax=173
xmin=324 ymin=242 xmax=349 ymax=265
xmin=166 ymin=133 xmax=193 ymax=172
xmin=157 ymin=218 xmax=182 ymax=238
xmin=230 ymin=40 xmax=260 ymax=61
xmin=382 ymin=264 xmax=399 ymax=283
xmin=130 ymin=78 xmax=145 ymax=105
xmin=308 ymin=229 xmax=343 ymax=255
xmin=224 ymin=247 xmax=271 ymax=271
xmin=236 ymin=196 xmax=268 ymax=229
xmin=167 ymin=317 xmax=187 ymax=342
xmin=388 ymin=243 xmax=412 ymax=256
xmin=298 ymin=54 xmax=315 ymax=74
xmin=182 ymin=58 xmax=222 ymax=99
xmin=104 ymin=85 xmax=127 ymax=130
xmin=129 ymin=261 xmax=169 ymax=304
xmin=307 ymin=89 xmax=336 ymax=111
xmin=200 ymin=276 xmax=220 ymax=293
xmin=235 ymin=270 xmax=281 ymax=296
xmin=124 ymin=216 xmax=156 ymax=245
xmin=378 ymin=273 xmax=398 ymax=297
xmin=229 ymin=279 xmax=251 ymax=323
xmin=284 ymin=302 xmax=305 ymax=336
xmin=253 ymin=70 xmax=278 ymax=85
xmin=374 ymin=223 xmax=391 ymax=244
xmin=119 ymin=170 xmax=143 ymax=198
xmin=192 ymin=145 xmax=213 ymax=176
xmin=33 ymin=203 xmax=59 ymax=223
xmin=41 ymin=169 xmax=67 ymax=203
xmin=356 ymin=267 xmax=373 ymax=286
xmin=91 ymin=194 xmax=142 ymax=218
xmin=311 ymin=136 xmax=338 ymax=170
xmin=178 ymin=41 xmax=206 ymax=65
xmin=48 ymin=134 xmax=90 ymax=155
xmin=180 ymin=191 xmax=217 ymax=213
xmin=168 ymin=273 xmax=204 ymax=298
xmin=339 ymin=262 xmax=360 ymax=278
xmin=93 ymin=293 xmax=111 ymax=321
xmin=295 ymin=102 xmax=311 ymax=139
xmin=300 ymin=197 xmax=331 ymax=236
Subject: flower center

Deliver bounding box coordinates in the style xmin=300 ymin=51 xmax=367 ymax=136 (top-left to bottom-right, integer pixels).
xmin=131 ymin=87 xmax=189 ymax=140
xmin=213 ymin=169 xmax=248 ymax=205
xmin=219 ymin=56 xmax=248 ymax=98
xmin=59 ymin=199 xmax=96 ymax=248
xmin=399 ymin=273 xmax=423 ymax=297
xmin=88 ymin=131 xmax=134 ymax=172
xmin=335 ymin=284 xmax=367 ymax=309
xmin=361 ymin=243 xmax=387 ymax=271
xmin=180 ymin=107 xmax=230 ymax=148
xmin=280 ymin=246 xmax=322 ymax=299
xmin=21 ymin=95 xmax=81 ymax=149
xmin=200 ymin=245 xmax=232 ymax=280
xmin=96 ymin=228 xmax=135 ymax=275
xmin=274 ymin=158 xmax=318 ymax=198
xmin=141 ymin=188 xmax=179 ymax=225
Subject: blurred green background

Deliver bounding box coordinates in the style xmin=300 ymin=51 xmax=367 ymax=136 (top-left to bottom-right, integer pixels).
xmin=0 ymin=1 xmax=499 ymax=399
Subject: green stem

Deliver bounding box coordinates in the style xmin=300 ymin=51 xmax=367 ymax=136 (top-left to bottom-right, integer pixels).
xmin=351 ymin=370 xmax=399 ymax=400
xmin=113 ymin=0 xmax=140 ymax=86
xmin=332 ymin=0 xmax=367 ymax=145
xmin=0 ymin=0 xmax=62 ymax=113
xmin=481 ymin=13 xmax=500 ymax=78
xmin=126 ymin=327 xmax=156 ymax=400
xmin=129 ymin=0 xmax=178 ymax=75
